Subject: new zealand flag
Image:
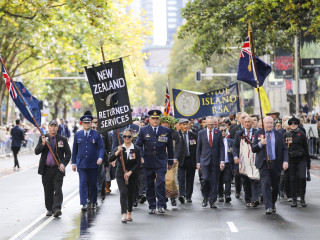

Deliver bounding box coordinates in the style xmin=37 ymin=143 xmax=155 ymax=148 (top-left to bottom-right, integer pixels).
xmin=237 ymin=37 xmax=271 ymax=88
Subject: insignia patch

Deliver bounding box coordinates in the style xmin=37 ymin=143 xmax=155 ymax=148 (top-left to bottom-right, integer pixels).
xmin=158 ymin=136 xmax=168 ymax=142
xmin=189 ymin=139 xmax=196 ymax=145
xmin=58 ymin=140 xmax=64 ymax=147
xmin=92 ymin=138 xmax=95 ymax=144
xmin=146 ymin=134 xmax=150 ymax=138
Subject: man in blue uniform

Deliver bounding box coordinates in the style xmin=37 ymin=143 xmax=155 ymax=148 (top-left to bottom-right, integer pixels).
xmin=72 ymin=113 xmax=105 ymax=211
xmin=135 ymin=110 xmax=174 ymax=214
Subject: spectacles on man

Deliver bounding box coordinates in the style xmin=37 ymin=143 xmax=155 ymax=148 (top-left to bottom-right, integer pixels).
xmin=220 ymin=130 xmax=227 ymax=132
xmin=123 ymin=135 xmax=132 ymax=139
xmin=289 ymin=122 xmax=298 ymax=126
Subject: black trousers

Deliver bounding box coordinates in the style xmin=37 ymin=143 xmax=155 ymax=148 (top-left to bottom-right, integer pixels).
xmin=218 ymin=163 xmax=232 ymax=198
xmin=11 ymin=146 xmax=21 ymax=168
xmin=116 ymin=174 xmax=138 ymax=214
xmin=289 ymin=159 xmax=307 ymax=199
xmin=241 ymin=175 xmax=260 ymax=203
xmin=201 ymin=165 xmax=220 ymax=204
xmin=259 ymin=161 xmax=281 ymax=209
xmin=138 ymin=167 xmax=145 ymax=196
xmin=42 ymin=167 xmax=64 ymax=212
xmin=178 ymin=164 xmax=196 ymax=199
xmin=234 ymin=169 xmax=242 ymax=195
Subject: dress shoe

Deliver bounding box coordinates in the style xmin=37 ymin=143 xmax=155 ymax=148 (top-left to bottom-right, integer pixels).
xmin=170 ymin=197 xmax=177 ymax=206
xmin=53 ymin=210 xmax=62 ymax=218
xmin=178 ymin=196 xmax=185 ymax=204
xmin=81 ymin=205 xmax=88 ymax=211
xmin=272 ymin=205 xmax=276 ymax=213
xmin=225 ymin=196 xmax=231 ymax=203
xmin=291 ymin=198 xmax=297 ymax=207
xmin=235 ymin=193 xmax=240 ymax=199
xmin=210 ymin=203 xmax=217 ymax=209
xmin=186 ymin=198 xmax=192 ymax=203
xmin=158 ymin=207 xmax=165 ymax=214
xmin=300 ymin=198 xmax=307 ymax=207
xmin=133 ymin=200 xmax=138 ymax=207
xmin=202 ymin=198 xmax=208 ymax=207
xmin=149 ymin=209 xmax=156 ymax=214
xmin=140 ymin=195 xmax=146 ymax=204
xmin=91 ymin=202 xmax=97 ymax=209
xmin=252 ymin=201 xmax=259 ymax=208
xmin=46 ymin=211 xmax=53 ymax=216
xmin=246 ymin=202 xmax=251 ymax=207
xmin=218 ymin=197 xmax=224 ymax=202
xmin=266 ymin=208 xmax=272 ymax=214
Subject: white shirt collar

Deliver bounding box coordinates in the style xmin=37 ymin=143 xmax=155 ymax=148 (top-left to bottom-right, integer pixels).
xmin=84 ymin=129 xmax=91 ymax=135
xmin=122 ymin=143 xmax=134 ymax=150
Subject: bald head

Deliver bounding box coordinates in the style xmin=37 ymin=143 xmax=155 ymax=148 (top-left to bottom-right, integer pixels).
xmin=264 ymin=116 xmax=274 ymax=131
xmin=240 ymin=113 xmax=249 ymax=126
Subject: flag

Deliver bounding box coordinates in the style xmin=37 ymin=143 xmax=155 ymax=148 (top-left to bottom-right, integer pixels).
xmin=1 ymin=58 xmax=41 ymax=127
xmin=237 ymin=37 xmax=272 ymax=88
xmin=163 ymin=81 xmax=170 ymax=116
xmin=255 ymin=87 xmax=271 ymax=115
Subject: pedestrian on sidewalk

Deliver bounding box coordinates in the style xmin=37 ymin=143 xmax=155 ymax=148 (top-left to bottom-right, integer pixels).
xmin=10 ymin=119 xmax=25 ymax=170
xmin=35 ymin=120 xmax=71 ymax=218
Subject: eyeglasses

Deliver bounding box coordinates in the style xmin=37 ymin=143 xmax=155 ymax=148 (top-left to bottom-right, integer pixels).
xmin=92 ymin=122 xmax=98 ymax=124
xmin=289 ymin=122 xmax=298 ymax=126
xmin=123 ymin=135 xmax=132 ymax=139
xmin=220 ymin=130 xmax=227 ymax=132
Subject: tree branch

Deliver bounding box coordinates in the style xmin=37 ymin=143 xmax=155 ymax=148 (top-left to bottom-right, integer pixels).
xmin=13 ymin=60 xmax=56 ymax=77
xmin=3 ymin=10 xmax=37 ymax=20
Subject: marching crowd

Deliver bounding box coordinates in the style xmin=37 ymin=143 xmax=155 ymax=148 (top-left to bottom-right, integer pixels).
xmin=27 ymin=108 xmax=315 ymax=222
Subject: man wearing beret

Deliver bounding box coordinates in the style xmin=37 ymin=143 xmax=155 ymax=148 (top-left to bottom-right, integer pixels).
xmin=35 ymin=120 xmax=71 ymax=218
xmin=72 ymin=113 xmax=105 ymax=211
xmin=135 ymin=110 xmax=174 ymax=214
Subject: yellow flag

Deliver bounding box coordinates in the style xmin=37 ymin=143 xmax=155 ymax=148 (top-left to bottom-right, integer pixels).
xmin=255 ymin=87 xmax=271 ymax=115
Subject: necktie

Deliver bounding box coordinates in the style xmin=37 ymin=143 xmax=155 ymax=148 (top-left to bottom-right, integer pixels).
xmin=209 ymin=130 xmax=213 ymax=147
xmin=267 ymin=132 xmax=273 ymax=160
xmin=247 ymin=130 xmax=250 ymax=138
xmin=153 ymin=127 xmax=157 ymax=136
xmin=183 ymin=133 xmax=190 ymax=156
xmin=85 ymin=132 xmax=88 ymax=140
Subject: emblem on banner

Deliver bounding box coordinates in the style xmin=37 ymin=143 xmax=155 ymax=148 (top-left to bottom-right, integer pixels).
xmin=175 ymin=91 xmax=200 ymax=116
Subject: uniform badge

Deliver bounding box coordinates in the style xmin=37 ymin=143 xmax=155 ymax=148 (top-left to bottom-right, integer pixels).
xmin=129 ymin=152 xmax=136 ymax=160
xmin=227 ymin=147 xmax=233 ymax=152
xmin=158 ymin=136 xmax=168 ymax=142
xmin=258 ymin=134 xmax=263 ymax=140
xmin=146 ymin=134 xmax=150 ymax=138
xmin=92 ymin=138 xmax=95 ymax=144
xmin=189 ymin=139 xmax=196 ymax=145
xmin=58 ymin=140 xmax=64 ymax=147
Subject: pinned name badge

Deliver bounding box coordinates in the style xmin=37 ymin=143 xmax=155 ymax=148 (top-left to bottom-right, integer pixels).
xmin=129 ymin=152 xmax=136 ymax=160
xmin=158 ymin=136 xmax=168 ymax=142
xmin=58 ymin=140 xmax=64 ymax=148
xmin=92 ymin=138 xmax=95 ymax=144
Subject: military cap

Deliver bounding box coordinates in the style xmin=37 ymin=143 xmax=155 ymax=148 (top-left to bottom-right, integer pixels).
xmin=80 ymin=115 xmax=93 ymax=122
xmin=288 ymin=116 xmax=299 ymax=125
xmin=148 ymin=110 xmax=162 ymax=118
xmin=179 ymin=118 xmax=189 ymax=124
xmin=49 ymin=120 xmax=58 ymax=126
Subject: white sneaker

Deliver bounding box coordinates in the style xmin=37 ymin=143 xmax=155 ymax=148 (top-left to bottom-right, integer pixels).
xmin=287 ymin=198 xmax=293 ymax=202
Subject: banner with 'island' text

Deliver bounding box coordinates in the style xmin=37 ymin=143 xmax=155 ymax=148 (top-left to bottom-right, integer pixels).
xmin=173 ymin=84 xmax=240 ymax=119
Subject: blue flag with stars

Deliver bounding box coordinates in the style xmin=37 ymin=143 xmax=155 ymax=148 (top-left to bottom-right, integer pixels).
xmin=237 ymin=37 xmax=271 ymax=88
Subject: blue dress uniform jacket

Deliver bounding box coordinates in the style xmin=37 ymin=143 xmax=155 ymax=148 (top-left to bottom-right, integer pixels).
xmin=135 ymin=125 xmax=174 ymax=168
xmin=72 ymin=130 xmax=105 ymax=168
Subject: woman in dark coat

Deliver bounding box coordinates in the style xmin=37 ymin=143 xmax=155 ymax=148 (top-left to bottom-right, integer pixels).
xmin=109 ymin=128 xmax=141 ymax=223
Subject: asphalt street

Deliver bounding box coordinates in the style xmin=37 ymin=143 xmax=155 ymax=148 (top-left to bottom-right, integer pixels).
xmin=1 ymin=152 xmax=320 ymax=240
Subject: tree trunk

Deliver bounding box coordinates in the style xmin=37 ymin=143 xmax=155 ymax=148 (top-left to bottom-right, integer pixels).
xmin=63 ymin=102 xmax=67 ymax=120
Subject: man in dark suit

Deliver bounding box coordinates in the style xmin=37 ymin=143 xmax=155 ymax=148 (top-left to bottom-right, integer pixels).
xmin=233 ymin=116 xmax=260 ymax=207
xmin=35 ymin=120 xmax=71 ymax=217
xmin=218 ymin=124 xmax=234 ymax=203
xmin=196 ymin=116 xmax=225 ymax=209
xmin=57 ymin=118 xmax=70 ymax=139
xmin=72 ymin=114 xmax=105 ymax=211
xmin=135 ymin=110 xmax=174 ymax=214
xmin=10 ymin=119 xmax=25 ymax=170
xmin=252 ymin=116 xmax=288 ymax=214
xmin=229 ymin=112 xmax=246 ymax=140
xmin=176 ymin=118 xmax=197 ymax=204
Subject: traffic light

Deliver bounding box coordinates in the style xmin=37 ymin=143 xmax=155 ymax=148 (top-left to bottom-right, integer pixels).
xmin=195 ymin=70 xmax=202 ymax=82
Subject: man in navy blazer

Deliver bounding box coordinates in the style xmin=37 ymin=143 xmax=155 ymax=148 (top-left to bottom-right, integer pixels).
xmin=196 ymin=116 xmax=225 ymax=208
xmin=217 ymin=124 xmax=234 ymax=203
xmin=72 ymin=113 xmax=105 ymax=211
xmin=135 ymin=110 xmax=174 ymax=214
xmin=252 ymin=116 xmax=288 ymax=214
xmin=10 ymin=119 xmax=25 ymax=170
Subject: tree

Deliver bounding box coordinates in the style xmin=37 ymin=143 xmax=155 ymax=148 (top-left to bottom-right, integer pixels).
xmin=179 ymin=0 xmax=320 ymax=62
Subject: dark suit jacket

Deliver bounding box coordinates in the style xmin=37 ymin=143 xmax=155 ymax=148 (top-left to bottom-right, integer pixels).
xmin=196 ymin=128 xmax=225 ymax=167
xmin=224 ymin=138 xmax=235 ymax=169
xmin=57 ymin=124 xmax=70 ymax=138
xmin=109 ymin=144 xmax=141 ymax=177
xmin=175 ymin=130 xmax=197 ymax=169
xmin=10 ymin=125 xmax=25 ymax=148
xmin=35 ymin=134 xmax=71 ymax=175
xmin=135 ymin=125 xmax=174 ymax=168
xmin=252 ymin=129 xmax=288 ymax=171
xmin=229 ymin=124 xmax=243 ymax=140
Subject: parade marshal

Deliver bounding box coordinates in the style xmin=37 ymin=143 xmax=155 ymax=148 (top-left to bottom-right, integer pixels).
xmin=135 ymin=110 xmax=174 ymax=214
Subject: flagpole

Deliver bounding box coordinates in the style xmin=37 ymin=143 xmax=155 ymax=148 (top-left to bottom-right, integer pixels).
xmin=168 ymin=74 xmax=171 ymax=116
xmin=99 ymin=41 xmax=127 ymax=178
xmin=248 ymin=23 xmax=269 ymax=169
xmin=0 ymin=56 xmax=61 ymax=168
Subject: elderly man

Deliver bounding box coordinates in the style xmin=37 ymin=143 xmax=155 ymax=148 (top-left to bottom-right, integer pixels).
xmin=35 ymin=120 xmax=71 ymax=217
xmin=135 ymin=110 xmax=174 ymax=214
xmin=57 ymin=118 xmax=70 ymax=139
xmin=196 ymin=116 xmax=225 ymax=209
xmin=252 ymin=116 xmax=288 ymax=214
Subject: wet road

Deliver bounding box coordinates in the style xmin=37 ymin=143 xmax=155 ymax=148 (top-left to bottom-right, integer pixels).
xmin=1 ymin=153 xmax=320 ymax=240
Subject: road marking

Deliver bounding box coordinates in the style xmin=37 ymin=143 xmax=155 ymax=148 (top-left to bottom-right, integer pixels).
xmin=0 ymin=164 xmax=38 ymax=180
xmin=8 ymin=189 xmax=78 ymax=240
xmin=227 ymin=222 xmax=238 ymax=233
